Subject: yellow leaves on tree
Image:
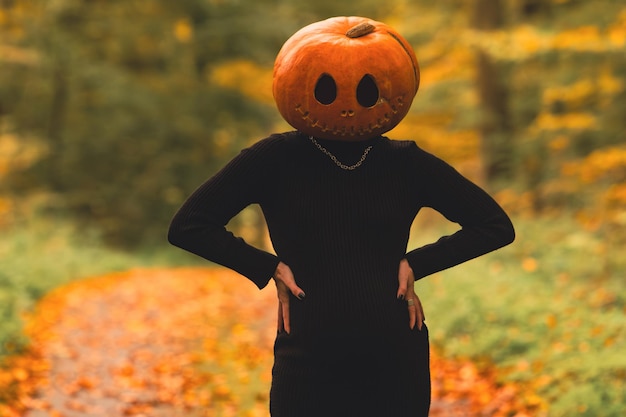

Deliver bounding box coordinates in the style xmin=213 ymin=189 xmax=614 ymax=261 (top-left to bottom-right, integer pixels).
xmin=541 ymin=69 xmax=623 ymax=112
xmin=551 ymin=26 xmax=605 ymax=52
xmin=173 ymin=19 xmax=193 ymax=43
xmin=0 ymin=132 xmax=46 ymax=180
xmin=564 ymin=146 xmax=626 ymax=185
xmin=210 ymin=60 xmax=274 ymax=105
xmin=532 ymin=112 xmax=597 ymax=132
xmin=529 ymin=69 xmax=623 ymax=135
xmin=390 ymin=113 xmax=482 ymax=173
xmin=542 ymin=80 xmax=596 ymax=112
xmin=607 ymin=9 xmax=626 ymax=48
xmin=466 ymin=13 xmax=626 ymax=61
xmin=0 ymin=2 xmax=33 ymax=42
xmin=418 ymin=42 xmax=475 ymax=85
xmin=561 ymin=146 xmax=626 ymax=229
xmin=0 ymin=44 xmax=39 ymax=66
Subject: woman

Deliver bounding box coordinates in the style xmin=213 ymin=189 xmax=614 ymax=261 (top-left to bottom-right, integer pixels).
xmin=168 ymin=17 xmax=515 ymax=417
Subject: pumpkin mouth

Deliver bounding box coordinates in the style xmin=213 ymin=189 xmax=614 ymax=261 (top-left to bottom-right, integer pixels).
xmin=294 ymin=99 xmax=404 ymax=137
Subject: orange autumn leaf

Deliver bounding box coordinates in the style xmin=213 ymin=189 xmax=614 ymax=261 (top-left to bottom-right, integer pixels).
xmin=0 ymin=268 xmax=543 ymax=416
xmin=522 ymin=257 xmax=539 ymax=272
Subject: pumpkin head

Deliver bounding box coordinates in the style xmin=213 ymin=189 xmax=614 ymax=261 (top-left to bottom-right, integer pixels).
xmin=273 ymin=16 xmax=419 ymax=141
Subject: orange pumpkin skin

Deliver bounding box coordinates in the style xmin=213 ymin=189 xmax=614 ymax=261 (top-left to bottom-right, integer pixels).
xmin=273 ymin=16 xmax=420 ymax=141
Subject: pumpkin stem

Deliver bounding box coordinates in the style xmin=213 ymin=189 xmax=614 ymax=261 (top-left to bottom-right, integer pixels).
xmin=346 ymin=22 xmax=375 ymax=38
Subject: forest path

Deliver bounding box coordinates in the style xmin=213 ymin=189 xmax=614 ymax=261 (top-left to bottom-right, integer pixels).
xmin=8 ymin=268 xmax=516 ymax=417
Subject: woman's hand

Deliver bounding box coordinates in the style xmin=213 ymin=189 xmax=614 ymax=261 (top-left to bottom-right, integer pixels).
xmin=397 ymin=258 xmax=425 ymax=330
xmin=273 ymin=261 xmax=306 ymax=334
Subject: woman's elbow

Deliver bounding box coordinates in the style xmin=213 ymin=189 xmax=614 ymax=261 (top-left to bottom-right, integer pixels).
xmin=499 ymin=216 xmax=516 ymax=247
xmin=167 ymin=221 xmax=187 ymax=249
xmin=482 ymin=214 xmax=515 ymax=251
xmin=505 ymin=224 xmax=516 ymax=246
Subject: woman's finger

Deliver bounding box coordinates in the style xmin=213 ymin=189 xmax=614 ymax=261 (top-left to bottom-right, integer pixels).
xmin=407 ymin=297 xmax=417 ymax=329
xmin=415 ymin=295 xmax=425 ymax=330
xmin=409 ymin=293 xmax=426 ymax=331
xmin=275 ymin=262 xmax=306 ymax=300
xmin=281 ymin=299 xmax=291 ymax=334
xmin=397 ymin=259 xmax=412 ymax=300
xmin=277 ymin=301 xmax=285 ymax=332
xmin=398 ymin=259 xmax=421 ymax=329
xmin=274 ymin=262 xmax=305 ymax=334
xmin=275 ymin=280 xmax=292 ymax=333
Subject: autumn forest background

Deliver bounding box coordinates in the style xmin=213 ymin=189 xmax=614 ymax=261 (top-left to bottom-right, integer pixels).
xmin=0 ymin=0 xmax=625 ymax=416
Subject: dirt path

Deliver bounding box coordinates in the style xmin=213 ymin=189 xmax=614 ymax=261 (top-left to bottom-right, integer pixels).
xmin=6 ymin=268 xmax=522 ymax=417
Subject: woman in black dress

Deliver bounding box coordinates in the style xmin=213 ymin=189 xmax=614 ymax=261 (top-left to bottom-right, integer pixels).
xmin=168 ymin=17 xmax=515 ymax=417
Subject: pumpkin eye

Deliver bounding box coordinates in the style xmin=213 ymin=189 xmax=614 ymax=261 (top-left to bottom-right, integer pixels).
xmin=314 ymin=74 xmax=337 ymax=105
xmin=356 ymin=74 xmax=379 ymax=108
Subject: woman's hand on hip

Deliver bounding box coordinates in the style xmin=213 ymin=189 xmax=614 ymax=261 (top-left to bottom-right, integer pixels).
xmin=273 ymin=261 xmax=305 ymax=334
xmin=397 ymin=258 xmax=425 ymax=330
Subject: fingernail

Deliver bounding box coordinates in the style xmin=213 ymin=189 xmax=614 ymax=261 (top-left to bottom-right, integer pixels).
xmin=297 ymin=292 xmax=305 ymax=300
xmin=398 ymin=294 xmax=405 ymax=300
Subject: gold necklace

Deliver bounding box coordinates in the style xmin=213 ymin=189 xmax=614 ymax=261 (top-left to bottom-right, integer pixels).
xmin=309 ymin=136 xmax=373 ymax=170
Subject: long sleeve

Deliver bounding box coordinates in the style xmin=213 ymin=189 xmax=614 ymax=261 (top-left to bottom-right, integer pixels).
xmin=168 ymin=137 xmax=281 ymax=289
xmin=405 ymin=143 xmax=515 ymax=280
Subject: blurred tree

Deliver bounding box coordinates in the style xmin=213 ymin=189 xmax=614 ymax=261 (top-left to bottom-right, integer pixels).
xmin=396 ymin=0 xmax=625 ymax=218
xmin=499 ymin=1 xmax=626 ymax=213
xmin=0 ymin=0 xmax=402 ymax=247
xmin=1 ymin=0 xmax=279 ymax=246
xmin=471 ymin=0 xmax=514 ymax=183
xmin=1 ymin=0 xmax=623 ymax=247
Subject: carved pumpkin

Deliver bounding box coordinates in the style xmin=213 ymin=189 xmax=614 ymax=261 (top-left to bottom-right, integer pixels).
xmin=273 ymin=16 xmax=420 ymax=141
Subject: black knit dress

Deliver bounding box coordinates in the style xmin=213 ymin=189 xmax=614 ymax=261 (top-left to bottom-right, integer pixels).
xmin=168 ymin=131 xmax=515 ymax=417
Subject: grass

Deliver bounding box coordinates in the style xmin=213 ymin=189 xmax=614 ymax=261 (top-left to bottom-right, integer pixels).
xmin=412 ymin=212 xmax=625 ymax=416
xmin=0 ymin=210 xmax=624 ymax=416
xmin=0 ymin=212 xmax=201 ymax=357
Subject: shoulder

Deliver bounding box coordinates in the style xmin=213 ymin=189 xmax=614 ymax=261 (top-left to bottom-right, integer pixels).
xmin=227 ymin=132 xmax=311 ymax=179
xmin=234 ymin=131 xmax=302 ymax=163
xmin=381 ymin=137 xmax=439 ymax=162
xmin=382 ymin=137 xmax=416 ymax=150
xmin=245 ymin=131 xmax=305 ymax=152
xmin=382 ymin=137 xmax=461 ymax=178
xmin=381 ymin=137 xmax=425 ymax=154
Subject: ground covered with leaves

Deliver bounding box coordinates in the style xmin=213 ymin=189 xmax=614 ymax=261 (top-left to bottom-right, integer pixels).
xmin=0 ymin=268 xmax=538 ymax=417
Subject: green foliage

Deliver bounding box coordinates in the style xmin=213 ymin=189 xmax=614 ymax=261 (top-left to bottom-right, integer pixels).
xmin=1 ymin=1 xmax=282 ymax=246
xmin=0 ymin=0 xmax=406 ymax=247
xmin=0 ymin=211 xmax=201 ymax=358
xmin=413 ymin=214 xmax=625 ymax=417
xmin=2 ymin=0 xmax=623 ymax=246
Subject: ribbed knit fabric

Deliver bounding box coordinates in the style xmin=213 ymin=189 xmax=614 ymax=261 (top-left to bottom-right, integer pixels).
xmin=168 ymin=131 xmax=515 ymax=417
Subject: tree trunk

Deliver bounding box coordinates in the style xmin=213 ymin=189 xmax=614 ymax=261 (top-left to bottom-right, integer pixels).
xmin=46 ymin=64 xmax=69 ymax=190
xmin=472 ymin=0 xmax=514 ymax=183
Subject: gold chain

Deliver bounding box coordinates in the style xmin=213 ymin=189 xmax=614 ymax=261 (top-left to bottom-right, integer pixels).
xmin=309 ymin=136 xmax=373 ymax=170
